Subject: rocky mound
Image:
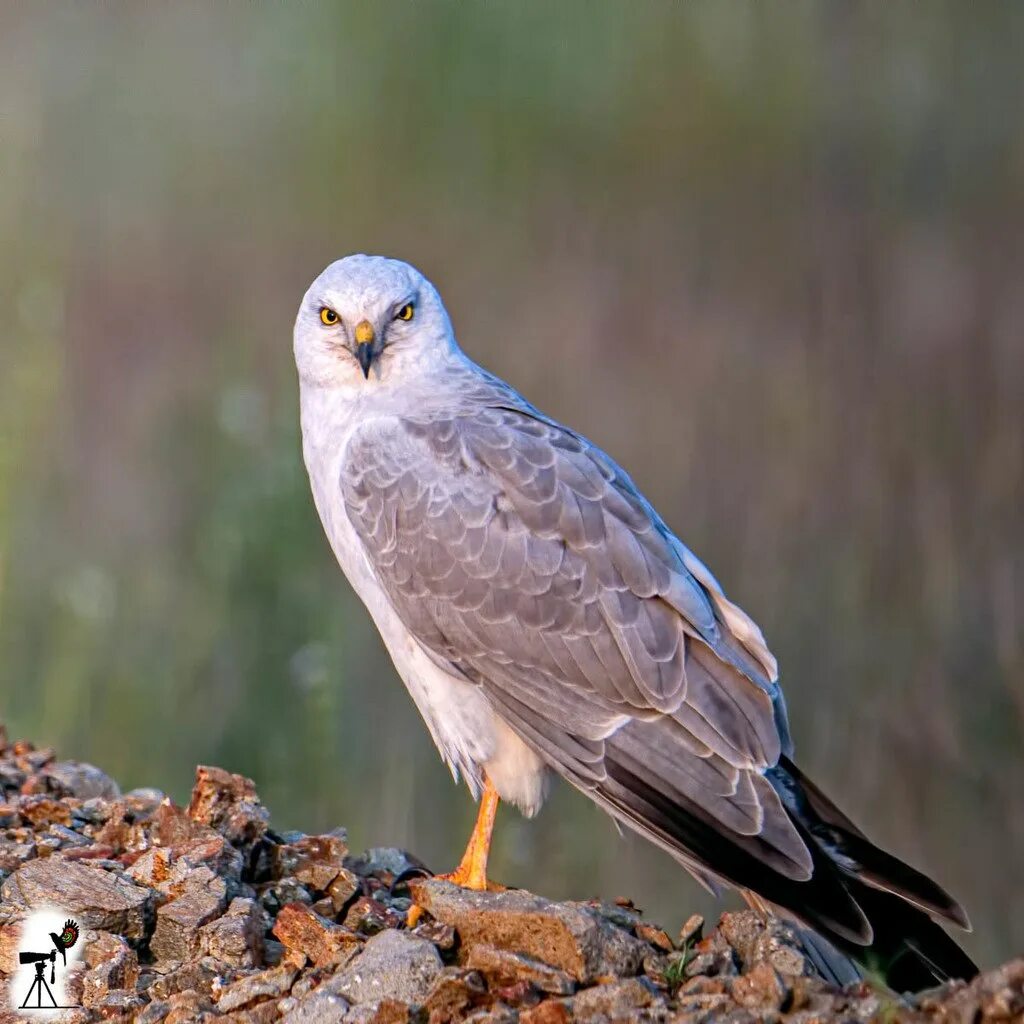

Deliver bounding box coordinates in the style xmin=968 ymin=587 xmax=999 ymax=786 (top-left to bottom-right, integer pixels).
xmin=0 ymin=731 xmax=1019 ymax=1023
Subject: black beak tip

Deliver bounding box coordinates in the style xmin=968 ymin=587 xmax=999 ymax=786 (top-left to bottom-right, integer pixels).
xmin=357 ymin=345 xmax=374 ymax=378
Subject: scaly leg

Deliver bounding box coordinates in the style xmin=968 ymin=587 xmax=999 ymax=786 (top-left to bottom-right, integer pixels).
xmin=407 ymin=776 xmax=502 ymax=926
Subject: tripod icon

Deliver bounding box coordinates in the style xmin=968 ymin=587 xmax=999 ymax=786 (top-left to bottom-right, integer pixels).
xmin=20 ymin=956 xmax=58 ymax=1010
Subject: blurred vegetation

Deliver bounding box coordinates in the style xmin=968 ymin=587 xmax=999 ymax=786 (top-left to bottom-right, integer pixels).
xmin=1 ymin=2 xmax=1021 ymax=965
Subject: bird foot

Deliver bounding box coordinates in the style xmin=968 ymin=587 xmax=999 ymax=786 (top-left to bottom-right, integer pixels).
xmin=408 ymin=778 xmax=503 ymax=928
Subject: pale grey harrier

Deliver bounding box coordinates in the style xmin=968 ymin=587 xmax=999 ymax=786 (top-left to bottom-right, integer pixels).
xmin=293 ymin=254 xmax=975 ymax=990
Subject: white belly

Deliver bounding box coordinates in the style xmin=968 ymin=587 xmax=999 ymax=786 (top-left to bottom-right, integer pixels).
xmin=301 ymin=414 xmax=548 ymax=816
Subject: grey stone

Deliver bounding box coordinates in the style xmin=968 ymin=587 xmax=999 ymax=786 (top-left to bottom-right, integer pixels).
xmin=91 ymin=990 xmax=145 ymax=1016
xmin=215 ymin=963 xmax=298 ymax=1012
xmin=200 ymin=896 xmax=264 ymax=967
xmin=569 ymin=976 xmax=663 ymax=1018
xmin=47 ymin=824 xmax=92 ymax=849
xmin=150 ymin=866 xmax=228 ymax=962
xmin=1 ymin=856 xmax=153 ymax=939
xmin=42 ymin=761 xmax=121 ymax=801
xmin=281 ymin=989 xmax=350 ymax=1024
xmin=0 ymin=841 xmax=35 ymax=874
xmin=260 ymin=877 xmax=313 ymax=915
xmin=274 ymin=832 xmax=349 ymax=893
xmin=326 ymin=928 xmax=443 ymax=1006
xmin=349 ymin=847 xmax=425 ymax=879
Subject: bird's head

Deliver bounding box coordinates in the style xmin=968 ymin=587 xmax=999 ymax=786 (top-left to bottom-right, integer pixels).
xmin=294 ymin=254 xmax=457 ymax=388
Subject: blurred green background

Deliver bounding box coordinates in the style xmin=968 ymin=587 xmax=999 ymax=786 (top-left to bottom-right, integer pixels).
xmin=1 ymin=2 xmax=1021 ymax=966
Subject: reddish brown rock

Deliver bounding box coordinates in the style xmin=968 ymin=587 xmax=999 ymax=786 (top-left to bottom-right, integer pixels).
xmin=81 ymin=931 xmax=140 ymax=1008
xmin=408 ymin=880 xmax=647 ymax=984
xmin=326 ymin=867 xmax=360 ymax=911
xmin=466 ymin=943 xmax=575 ymax=995
xmin=0 ymin=923 xmax=21 ymax=973
xmin=187 ymin=766 xmax=269 ymax=849
xmin=678 ymin=913 xmax=704 ymax=947
xmin=635 ymin=923 xmax=675 ymax=953
xmin=421 ymin=966 xmax=487 ymax=1020
xmin=0 ymin=734 xmax=1013 ymax=1024
xmin=519 ymin=1000 xmax=571 ymax=1024
xmin=411 ymin=919 xmax=456 ymax=952
xmin=221 ymin=1002 xmax=281 ymax=1024
xmin=718 ymin=910 xmax=813 ymax=980
xmin=127 ymin=846 xmax=173 ymax=888
xmin=17 ymin=795 xmax=72 ymax=828
xmin=163 ymin=989 xmax=216 ymax=1023
xmin=569 ymin=977 xmax=663 ymax=1018
xmin=364 ymin=999 xmax=419 ymax=1024
xmin=491 ymin=978 xmax=543 ymax=1009
xmin=916 ymin=957 xmax=1024 ymax=1022
xmin=93 ymin=801 xmax=152 ymax=853
xmin=272 ymin=902 xmax=362 ymax=968
xmin=731 ymin=961 xmax=790 ymax=1011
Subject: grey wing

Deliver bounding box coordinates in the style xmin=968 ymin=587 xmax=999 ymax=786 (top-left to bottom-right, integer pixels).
xmin=341 ymin=403 xmax=825 ymax=870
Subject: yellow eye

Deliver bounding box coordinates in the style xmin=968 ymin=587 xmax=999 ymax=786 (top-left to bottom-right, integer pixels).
xmin=396 ymin=303 xmax=414 ymax=322
xmin=319 ymin=307 xmax=339 ymax=326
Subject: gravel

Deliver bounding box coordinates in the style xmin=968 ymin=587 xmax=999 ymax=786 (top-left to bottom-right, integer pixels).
xmin=0 ymin=727 xmax=1018 ymax=1024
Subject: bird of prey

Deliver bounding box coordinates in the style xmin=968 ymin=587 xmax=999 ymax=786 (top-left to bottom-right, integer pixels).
xmin=293 ymin=254 xmax=976 ymax=991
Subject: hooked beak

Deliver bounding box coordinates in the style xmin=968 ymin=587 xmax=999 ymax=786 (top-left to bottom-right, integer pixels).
xmin=354 ymin=319 xmax=376 ymax=378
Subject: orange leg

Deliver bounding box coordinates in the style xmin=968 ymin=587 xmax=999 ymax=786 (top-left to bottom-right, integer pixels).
xmin=408 ymin=777 xmax=502 ymax=926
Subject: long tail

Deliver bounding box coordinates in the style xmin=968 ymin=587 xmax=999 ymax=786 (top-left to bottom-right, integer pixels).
xmin=771 ymin=758 xmax=977 ymax=991
xmin=589 ymin=727 xmax=977 ymax=992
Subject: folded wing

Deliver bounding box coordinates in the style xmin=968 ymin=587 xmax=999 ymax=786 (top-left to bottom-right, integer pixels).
xmin=340 ymin=392 xmax=972 ymax=987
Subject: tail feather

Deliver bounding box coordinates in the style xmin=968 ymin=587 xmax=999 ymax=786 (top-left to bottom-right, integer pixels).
xmin=839 ymin=878 xmax=979 ymax=992
xmin=597 ymin=744 xmax=977 ymax=991
xmin=777 ymin=758 xmax=971 ymax=930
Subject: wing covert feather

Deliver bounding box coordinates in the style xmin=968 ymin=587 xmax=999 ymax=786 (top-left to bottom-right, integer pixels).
xmin=341 ymin=404 xmax=785 ymax=771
